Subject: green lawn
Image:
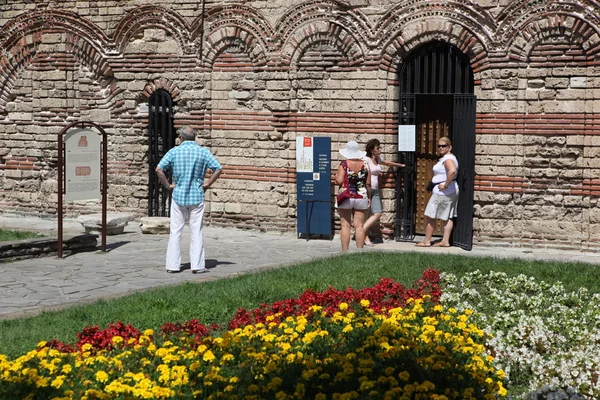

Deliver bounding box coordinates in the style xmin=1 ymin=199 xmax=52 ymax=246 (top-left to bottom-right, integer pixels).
xmin=0 ymin=229 xmax=45 ymax=242
xmin=1 ymin=251 xmax=599 ymax=358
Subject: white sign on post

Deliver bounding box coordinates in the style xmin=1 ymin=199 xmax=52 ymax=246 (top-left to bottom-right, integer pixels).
xmin=398 ymin=125 xmax=416 ymax=152
xmin=65 ymin=128 xmax=101 ymax=201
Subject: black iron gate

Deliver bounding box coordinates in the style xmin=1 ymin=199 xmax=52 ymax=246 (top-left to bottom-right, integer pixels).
xmin=148 ymin=89 xmax=175 ymax=217
xmin=451 ymin=94 xmax=476 ymax=250
xmin=395 ymin=41 xmax=476 ymax=249
xmin=396 ymin=94 xmax=416 ymax=241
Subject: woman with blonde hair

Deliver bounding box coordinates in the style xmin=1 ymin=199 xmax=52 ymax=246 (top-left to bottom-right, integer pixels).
xmin=416 ymin=136 xmax=458 ymax=247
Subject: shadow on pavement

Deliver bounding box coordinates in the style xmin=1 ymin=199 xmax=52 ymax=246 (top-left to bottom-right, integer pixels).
xmin=206 ymin=259 xmax=235 ymax=269
xmin=180 ymin=260 xmax=236 ymax=270
xmin=103 ymin=241 xmax=131 ymax=252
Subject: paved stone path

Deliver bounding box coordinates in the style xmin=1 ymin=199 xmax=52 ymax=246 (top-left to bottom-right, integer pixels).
xmin=2 ymin=215 xmax=600 ymax=320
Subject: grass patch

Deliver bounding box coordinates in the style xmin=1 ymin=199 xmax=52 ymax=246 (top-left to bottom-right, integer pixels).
xmin=0 ymin=229 xmax=45 ymax=242
xmin=0 ymin=251 xmax=599 ymax=358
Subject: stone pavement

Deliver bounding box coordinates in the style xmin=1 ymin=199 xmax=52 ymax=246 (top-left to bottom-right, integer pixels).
xmin=2 ymin=215 xmax=600 ymax=320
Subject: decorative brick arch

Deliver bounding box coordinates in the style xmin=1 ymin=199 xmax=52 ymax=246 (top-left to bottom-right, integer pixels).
xmin=374 ymin=0 xmax=495 ymax=48
xmin=200 ymin=5 xmax=272 ymax=70
xmin=113 ymin=6 xmax=193 ymax=55
xmin=0 ymin=36 xmax=113 ymax=111
xmin=0 ymin=33 xmax=41 ymax=109
xmin=0 ymin=9 xmax=112 ymax=51
xmin=200 ymin=4 xmax=273 ymax=44
xmin=65 ymin=33 xmax=114 ymax=81
xmin=497 ymin=0 xmax=600 ymax=51
xmin=274 ymin=0 xmax=372 ymax=50
xmin=381 ymin=22 xmax=490 ymax=80
xmin=504 ymin=14 xmax=600 ymax=63
xmin=0 ymin=10 xmax=115 ymax=109
xmin=282 ymin=21 xmax=365 ymax=69
xmin=142 ymin=78 xmax=181 ymax=103
xmin=374 ymin=1 xmax=493 ymax=78
xmin=202 ymin=27 xmax=268 ymax=70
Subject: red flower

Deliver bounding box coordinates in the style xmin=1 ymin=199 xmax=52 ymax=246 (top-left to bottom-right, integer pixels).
xmin=41 ymin=269 xmax=441 ymax=352
xmin=227 ymin=269 xmax=441 ymax=329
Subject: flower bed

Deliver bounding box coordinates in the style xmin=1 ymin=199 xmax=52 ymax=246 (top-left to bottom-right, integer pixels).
xmin=441 ymin=270 xmax=600 ymax=399
xmin=0 ymin=269 xmax=506 ymax=399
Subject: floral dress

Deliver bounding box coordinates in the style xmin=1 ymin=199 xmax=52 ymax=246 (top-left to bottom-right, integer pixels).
xmin=340 ymin=160 xmax=368 ymax=199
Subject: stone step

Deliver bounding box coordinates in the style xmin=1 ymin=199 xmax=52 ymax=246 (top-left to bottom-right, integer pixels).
xmin=139 ymin=216 xmax=170 ymax=234
xmin=76 ymin=213 xmax=135 ymax=235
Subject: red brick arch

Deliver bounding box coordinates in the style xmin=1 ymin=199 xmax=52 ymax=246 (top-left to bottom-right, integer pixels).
xmin=0 ymin=9 xmax=111 ymax=51
xmin=199 ymin=5 xmax=272 ymax=71
xmin=497 ymin=0 xmax=600 ymax=48
xmin=381 ymin=22 xmax=490 ymax=80
xmin=202 ymin=26 xmax=268 ymax=71
xmin=0 ymin=10 xmax=113 ymax=110
xmin=274 ymin=0 xmax=371 ymax=47
xmin=281 ymin=21 xmax=365 ymax=69
xmin=113 ymin=6 xmax=193 ymax=55
xmin=141 ymin=78 xmax=181 ymax=103
xmin=374 ymin=1 xmax=493 ymax=77
xmin=505 ymin=14 xmax=600 ymax=63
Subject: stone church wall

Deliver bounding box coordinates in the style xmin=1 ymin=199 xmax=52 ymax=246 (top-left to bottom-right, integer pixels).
xmin=1 ymin=0 xmax=599 ymax=251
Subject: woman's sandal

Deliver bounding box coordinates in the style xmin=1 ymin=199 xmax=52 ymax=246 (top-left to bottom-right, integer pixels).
xmin=432 ymin=242 xmax=450 ymax=247
xmin=415 ymin=242 xmax=431 ymax=247
xmin=364 ymin=239 xmax=374 ymax=247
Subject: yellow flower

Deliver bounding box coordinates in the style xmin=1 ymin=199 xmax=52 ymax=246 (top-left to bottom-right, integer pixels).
xmin=60 ymin=364 xmax=72 ymax=374
xmin=496 ymin=381 xmax=508 ymax=396
xmin=203 ymin=350 xmax=216 ymax=362
xmin=360 ymin=299 xmax=370 ymax=308
xmin=111 ymin=336 xmax=124 ymax=345
xmin=398 ymin=371 xmax=410 ymax=381
xmin=339 ymin=302 xmax=349 ymax=311
xmin=50 ymin=375 xmax=65 ymax=389
xmin=95 ymin=371 xmax=109 ymax=383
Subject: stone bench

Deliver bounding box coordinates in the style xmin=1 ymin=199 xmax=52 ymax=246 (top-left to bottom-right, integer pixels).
xmin=77 ymin=213 xmax=135 ymax=235
xmin=139 ymin=216 xmax=170 ymax=234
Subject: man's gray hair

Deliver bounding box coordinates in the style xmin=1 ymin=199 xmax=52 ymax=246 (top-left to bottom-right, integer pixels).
xmin=177 ymin=126 xmax=197 ymax=141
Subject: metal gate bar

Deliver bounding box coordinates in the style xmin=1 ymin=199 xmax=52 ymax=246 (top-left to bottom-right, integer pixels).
xmin=148 ymin=90 xmax=175 ymax=217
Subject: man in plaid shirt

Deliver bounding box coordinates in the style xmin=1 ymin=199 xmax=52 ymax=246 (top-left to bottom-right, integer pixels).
xmin=155 ymin=126 xmax=222 ymax=274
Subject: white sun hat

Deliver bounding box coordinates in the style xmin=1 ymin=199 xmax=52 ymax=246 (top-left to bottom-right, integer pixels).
xmin=339 ymin=140 xmax=366 ymax=159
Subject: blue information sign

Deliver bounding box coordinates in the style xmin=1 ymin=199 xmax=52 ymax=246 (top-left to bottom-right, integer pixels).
xmin=296 ymin=137 xmax=332 ymax=238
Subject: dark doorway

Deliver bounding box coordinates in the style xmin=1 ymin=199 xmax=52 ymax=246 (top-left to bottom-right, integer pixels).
xmin=395 ymin=42 xmax=476 ymax=250
xmin=148 ymin=89 xmax=175 ymax=217
xmin=414 ymin=94 xmax=453 ymax=236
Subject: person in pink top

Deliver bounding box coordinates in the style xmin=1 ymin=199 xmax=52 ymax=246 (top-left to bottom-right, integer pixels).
xmin=362 ymin=139 xmax=404 ymax=246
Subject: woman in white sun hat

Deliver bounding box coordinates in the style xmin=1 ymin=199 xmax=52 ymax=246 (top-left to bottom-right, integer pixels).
xmin=335 ymin=140 xmax=371 ymax=252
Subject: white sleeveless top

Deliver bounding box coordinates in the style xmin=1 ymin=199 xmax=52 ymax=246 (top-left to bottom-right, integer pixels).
xmin=432 ymin=154 xmax=458 ymax=196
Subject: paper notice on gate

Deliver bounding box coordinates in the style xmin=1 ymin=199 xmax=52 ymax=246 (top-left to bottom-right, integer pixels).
xmin=398 ymin=125 xmax=416 ymax=152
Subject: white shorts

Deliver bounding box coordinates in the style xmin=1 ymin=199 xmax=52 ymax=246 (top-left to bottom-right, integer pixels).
xmin=424 ymin=192 xmax=458 ymax=221
xmin=337 ymin=198 xmax=369 ymax=210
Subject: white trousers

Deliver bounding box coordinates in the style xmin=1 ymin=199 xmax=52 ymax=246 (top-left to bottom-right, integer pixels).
xmin=166 ymin=201 xmax=205 ymax=272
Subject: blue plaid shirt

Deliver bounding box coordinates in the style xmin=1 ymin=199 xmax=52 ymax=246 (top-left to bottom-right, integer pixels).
xmin=157 ymin=141 xmax=222 ymax=206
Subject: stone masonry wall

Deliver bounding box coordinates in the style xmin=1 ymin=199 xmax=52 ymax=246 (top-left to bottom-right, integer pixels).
xmin=1 ymin=0 xmax=600 ymax=251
